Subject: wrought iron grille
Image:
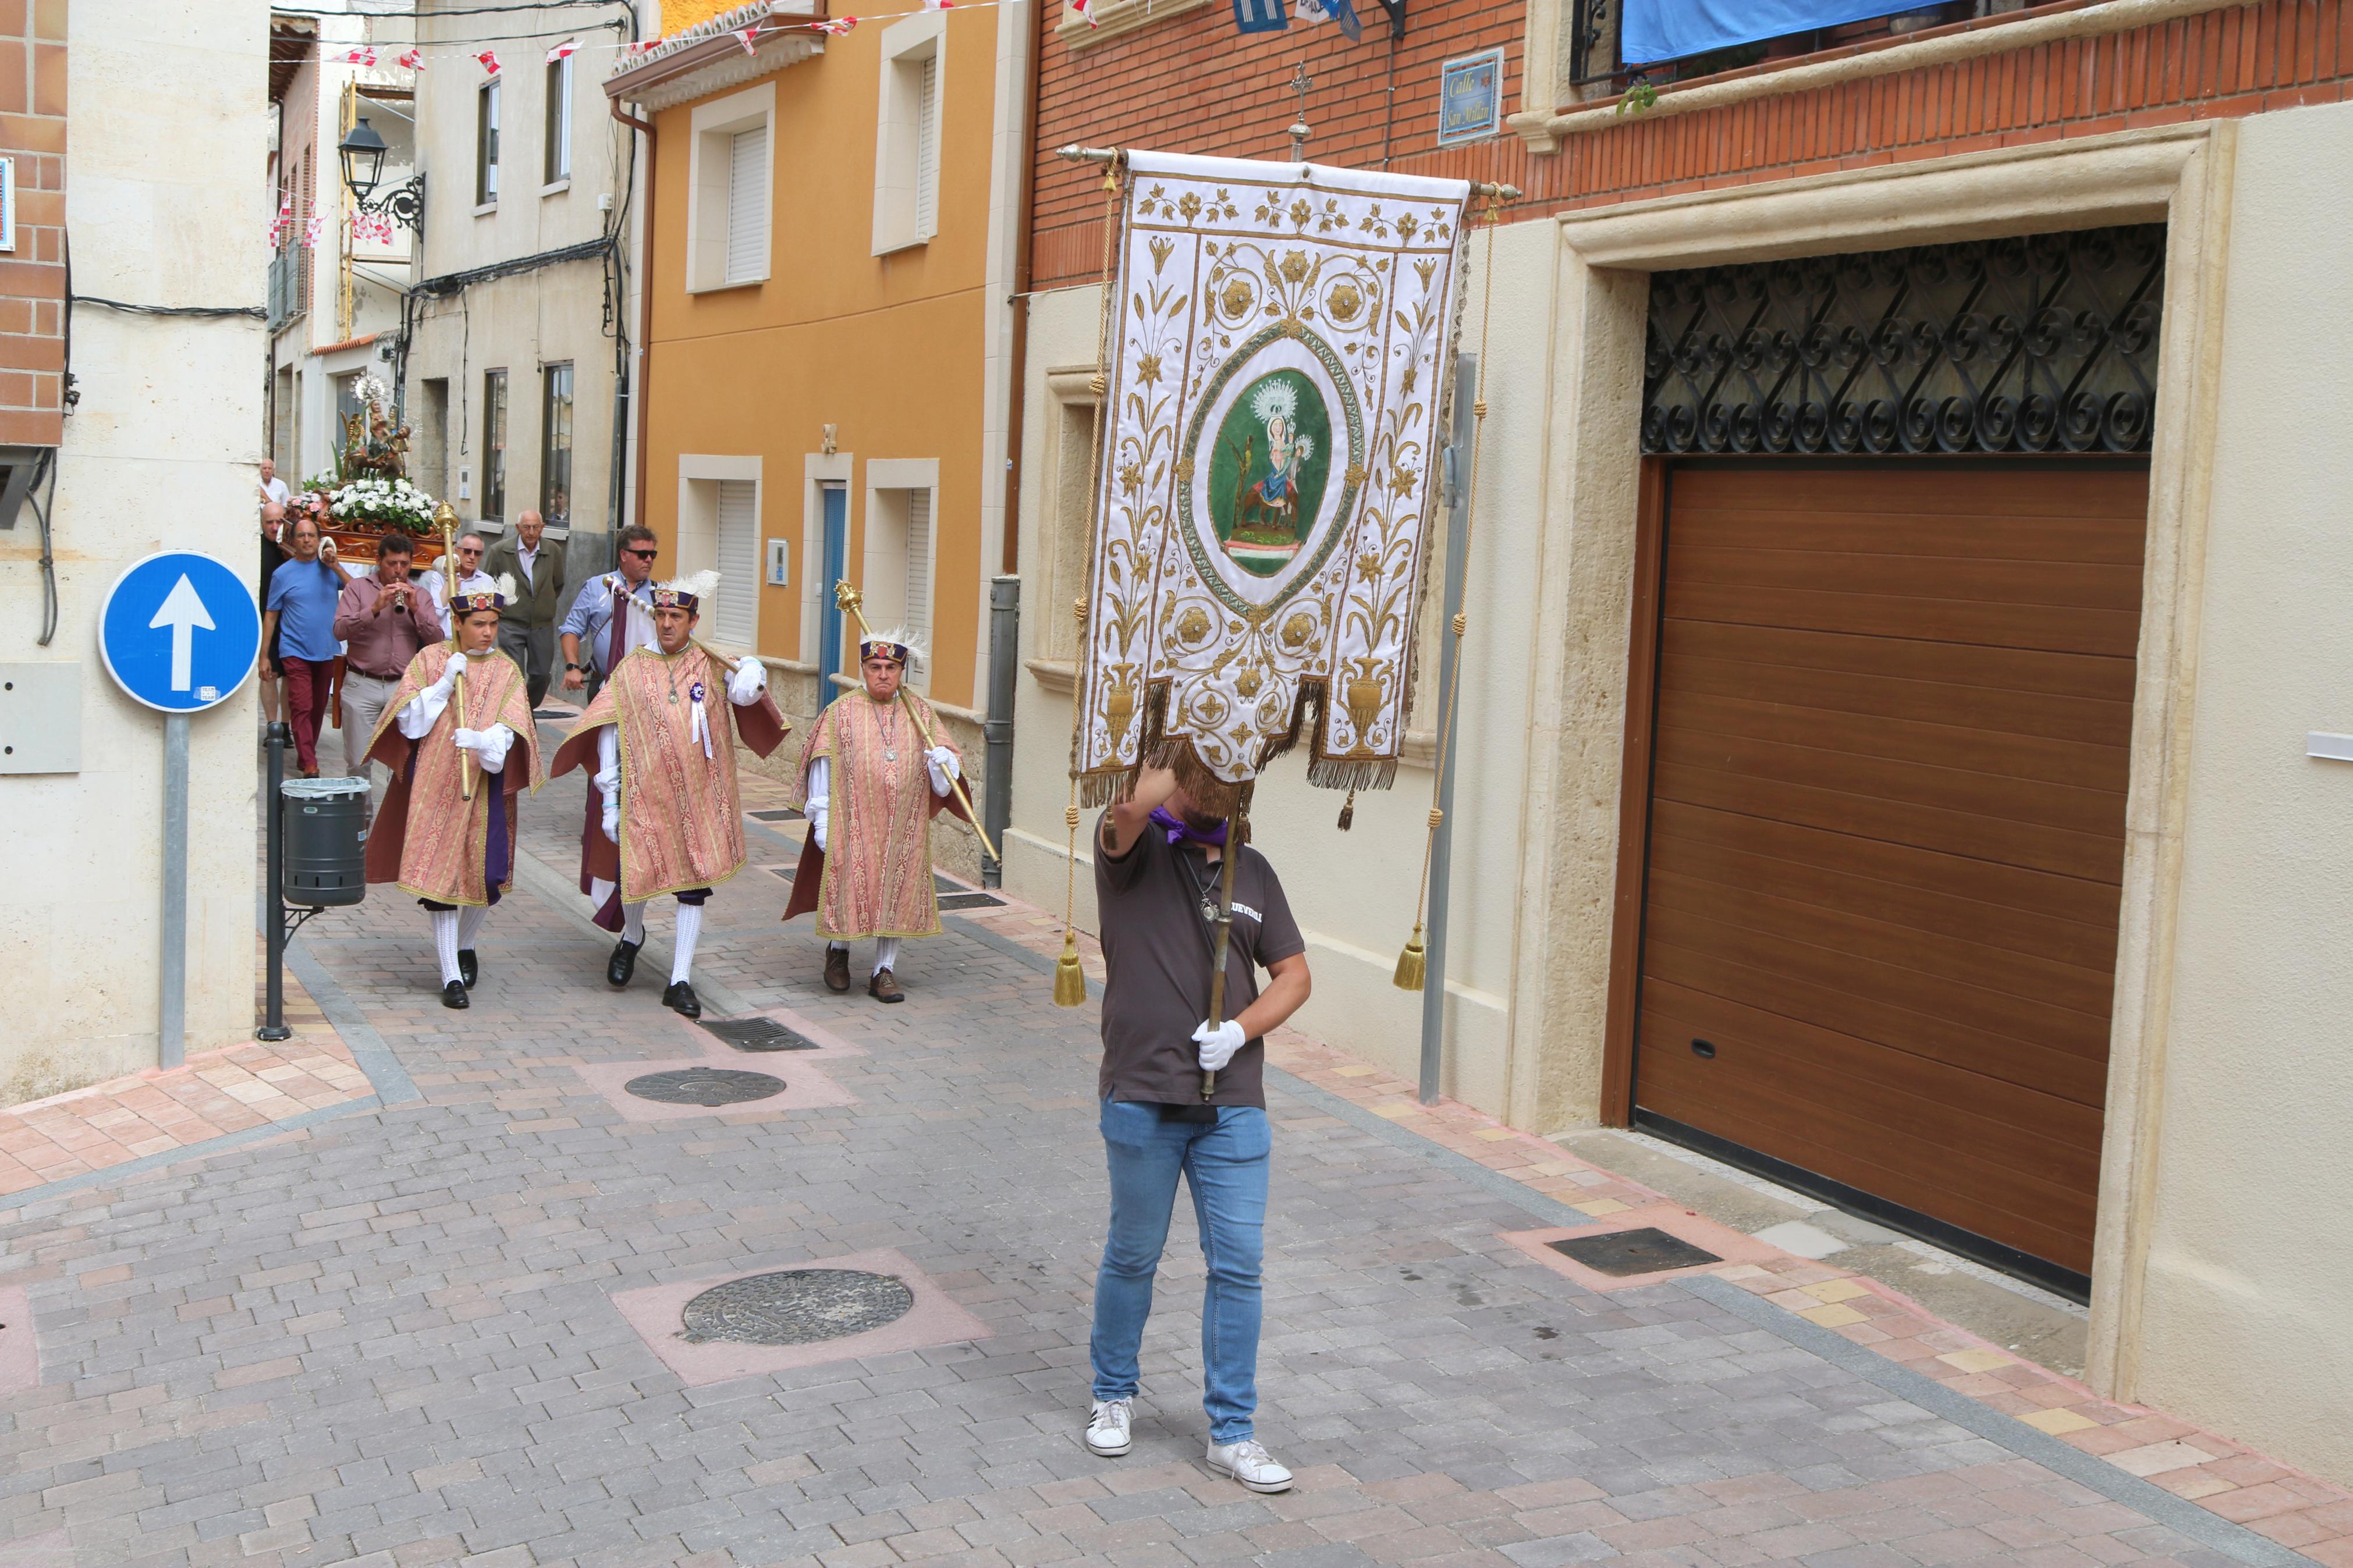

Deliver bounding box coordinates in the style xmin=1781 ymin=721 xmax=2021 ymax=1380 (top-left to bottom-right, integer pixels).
xmin=1641 ymin=224 xmax=2165 ymax=456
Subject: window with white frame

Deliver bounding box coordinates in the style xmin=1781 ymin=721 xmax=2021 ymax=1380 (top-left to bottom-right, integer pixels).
xmin=675 ymin=457 xmax=764 ymax=649
xmin=1039 ymin=369 xmax=1102 ymax=663
xmin=872 ymin=15 xmax=943 ymax=255
xmin=863 ymin=460 xmax=939 ymax=688
xmin=475 ymin=78 xmax=500 ymax=204
xmin=686 ymin=83 xmax=774 ymax=292
xmin=543 ymin=54 xmax=572 ymax=184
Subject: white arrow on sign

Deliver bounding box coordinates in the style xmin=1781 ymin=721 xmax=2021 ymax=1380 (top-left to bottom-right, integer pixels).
xmin=148 ymin=574 xmax=216 ymax=693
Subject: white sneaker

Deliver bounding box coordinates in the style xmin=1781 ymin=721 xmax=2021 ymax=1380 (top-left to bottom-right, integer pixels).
xmin=1084 ymin=1398 xmax=1133 ymax=1456
xmin=1205 ymin=1437 xmax=1292 ymax=1493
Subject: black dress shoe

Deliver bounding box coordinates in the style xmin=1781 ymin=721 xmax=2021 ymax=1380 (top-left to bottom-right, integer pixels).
xmin=441 ymin=980 xmax=470 ymax=1010
xmin=458 ymin=949 xmax=479 ymax=989
xmin=608 ymin=938 xmax=641 ymax=988
xmin=662 ymin=980 xmax=701 ymax=1018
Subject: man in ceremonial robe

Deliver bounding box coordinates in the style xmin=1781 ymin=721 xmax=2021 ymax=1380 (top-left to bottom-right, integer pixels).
xmin=363 ymin=577 xmax=542 ymax=1009
xmin=783 ymin=630 xmax=968 ymax=1003
xmin=550 ymin=572 xmax=789 ymax=1018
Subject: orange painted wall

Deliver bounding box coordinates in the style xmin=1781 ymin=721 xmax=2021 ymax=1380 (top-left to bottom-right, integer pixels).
xmin=641 ymin=9 xmax=1003 ymax=707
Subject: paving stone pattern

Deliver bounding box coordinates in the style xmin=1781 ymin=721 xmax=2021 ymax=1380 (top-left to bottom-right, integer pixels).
xmin=0 ymin=776 xmax=2322 ymax=1567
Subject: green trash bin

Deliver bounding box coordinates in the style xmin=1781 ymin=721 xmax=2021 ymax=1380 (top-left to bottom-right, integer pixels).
xmin=281 ymin=776 xmax=369 ymax=907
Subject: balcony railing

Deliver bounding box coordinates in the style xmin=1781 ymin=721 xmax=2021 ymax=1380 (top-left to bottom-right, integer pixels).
xmin=267 ymin=244 xmax=306 ymax=335
xmin=1567 ymin=0 xmax=2035 ymax=103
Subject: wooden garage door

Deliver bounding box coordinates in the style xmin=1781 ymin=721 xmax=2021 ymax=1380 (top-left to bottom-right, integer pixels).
xmin=1632 ymin=462 xmax=2148 ymax=1283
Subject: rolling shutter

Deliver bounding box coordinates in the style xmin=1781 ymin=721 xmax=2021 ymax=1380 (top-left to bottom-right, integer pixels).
xmin=903 ymin=488 xmax=932 ymax=684
xmin=914 ymin=55 xmax=939 ymax=239
xmin=725 ymin=127 xmax=766 ymax=285
xmin=715 ymin=480 xmax=758 ymax=649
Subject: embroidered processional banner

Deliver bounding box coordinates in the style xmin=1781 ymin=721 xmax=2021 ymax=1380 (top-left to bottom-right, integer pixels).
xmin=1071 ymin=151 xmax=1473 ymax=812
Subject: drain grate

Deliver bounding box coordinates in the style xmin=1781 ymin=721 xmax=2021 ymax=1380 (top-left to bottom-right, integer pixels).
xmin=624 ymin=1068 xmax=786 ymax=1106
xmin=699 ymin=1017 xmax=818 ymax=1053
xmin=1548 ymin=1227 xmax=1722 ymax=1277
xmin=768 ymin=866 xmax=796 ymax=881
xmin=679 ymin=1268 xmax=914 ymax=1346
xmin=749 ymin=808 xmax=805 ymax=822
xmin=938 ymin=892 xmax=1006 ymax=911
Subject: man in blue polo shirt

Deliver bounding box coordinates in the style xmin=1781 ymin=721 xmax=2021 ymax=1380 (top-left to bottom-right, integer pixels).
xmin=261 ymin=514 xmax=346 ymax=777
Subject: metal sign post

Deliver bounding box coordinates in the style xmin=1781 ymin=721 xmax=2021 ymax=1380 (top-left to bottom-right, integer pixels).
xmin=1418 ymin=354 xmax=1475 ymax=1105
xmin=98 ymin=550 xmax=263 ymax=1071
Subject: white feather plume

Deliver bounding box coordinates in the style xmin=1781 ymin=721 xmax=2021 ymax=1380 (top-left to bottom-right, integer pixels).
xmin=658 ymin=569 xmax=721 ymax=605
xmin=494 ymin=572 xmax=518 ymax=603
xmin=860 ymin=624 xmax=928 ymax=662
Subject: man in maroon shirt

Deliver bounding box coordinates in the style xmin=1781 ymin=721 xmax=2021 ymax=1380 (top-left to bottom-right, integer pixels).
xmin=334 ymin=533 xmax=444 ymax=783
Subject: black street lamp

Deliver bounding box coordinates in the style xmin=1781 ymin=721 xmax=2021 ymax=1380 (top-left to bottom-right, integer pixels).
xmin=338 ymin=116 xmax=425 ymax=236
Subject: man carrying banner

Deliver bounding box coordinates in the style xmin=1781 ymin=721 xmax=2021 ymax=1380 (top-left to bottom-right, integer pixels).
xmin=361 ymin=575 xmax=542 ymax=1009
xmin=781 ymin=630 xmax=966 ymax=1002
xmin=558 ymin=522 xmax=660 ymax=705
xmin=1081 ymin=763 xmax=1310 ymax=1492
xmin=550 ymin=571 xmax=789 ymax=1018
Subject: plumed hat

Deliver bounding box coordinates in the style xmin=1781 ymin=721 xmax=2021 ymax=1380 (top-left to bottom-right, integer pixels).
xmin=651 ymin=570 xmax=719 ymax=611
xmin=450 ymin=572 xmax=517 ymax=617
xmin=858 ymin=625 xmax=925 ymax=666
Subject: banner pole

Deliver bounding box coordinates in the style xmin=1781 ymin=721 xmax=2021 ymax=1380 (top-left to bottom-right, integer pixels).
xmin=1418 ymin=353 xmax=1475 ymax=1104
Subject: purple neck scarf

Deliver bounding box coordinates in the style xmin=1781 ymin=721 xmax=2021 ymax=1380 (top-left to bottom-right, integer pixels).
xmin=1149 ymin=806 xmax=1227 ymax=848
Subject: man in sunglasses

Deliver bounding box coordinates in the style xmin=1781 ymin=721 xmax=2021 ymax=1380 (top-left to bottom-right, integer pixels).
xmin=558 ymin=522 xmax=661 ymax=706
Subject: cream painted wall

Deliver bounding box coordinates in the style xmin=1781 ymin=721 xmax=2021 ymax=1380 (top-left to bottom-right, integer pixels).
xmin=1004 ymin=219 xmax=1562 ymax=1118
xmin=2135 ymin=99 xmax=2353 ymax=1487
xmin=0 ymin=1 xmax=266 ymax=1103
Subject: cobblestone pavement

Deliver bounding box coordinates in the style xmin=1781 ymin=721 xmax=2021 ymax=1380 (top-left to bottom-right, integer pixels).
xmin=0 ymin=767 xmax=2341 ymax=1567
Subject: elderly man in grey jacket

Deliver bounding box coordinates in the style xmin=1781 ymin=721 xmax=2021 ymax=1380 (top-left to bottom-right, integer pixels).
xmin=482 ymin=510 xmax=567 ymax=708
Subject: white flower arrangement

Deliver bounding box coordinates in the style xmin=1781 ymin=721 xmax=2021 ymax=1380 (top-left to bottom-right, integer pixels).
xmin=324 ymin=475 xmax=438 ymax=534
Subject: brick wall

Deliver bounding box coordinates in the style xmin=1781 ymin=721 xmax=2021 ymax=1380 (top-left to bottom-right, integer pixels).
xmin=1034 ymin=0 xmax=2353 ymax=289
xmin=0 ymin=0 xmax=62 ymax=447
xmin=1031 ymin=0 xmax=1524 ymax=288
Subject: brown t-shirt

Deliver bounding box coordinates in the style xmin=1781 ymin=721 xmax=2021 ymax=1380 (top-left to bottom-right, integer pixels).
xmin=1094 ymin=812 xmax=1307 ymax=1109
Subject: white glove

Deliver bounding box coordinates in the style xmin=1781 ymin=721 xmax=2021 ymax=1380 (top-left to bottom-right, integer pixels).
xmin=453 ymin=726 xmax=484 ymax=752
xmin=727 ymin=657 xmax=768 ymax=705
xmin=807 ymin=794 xmax=828 ymax=854
xmin=473 ymin=723 xmax=514 ymax=774
xmin=924 ymin=745 xmax=959 ymax=797
xmin=602 ymin=801 xmax=619 ymax=841
xmin=1193 ymin=1019 xmax=1246 ymax=1073
xmin=441 ymin=650 xmax=469 ymax=684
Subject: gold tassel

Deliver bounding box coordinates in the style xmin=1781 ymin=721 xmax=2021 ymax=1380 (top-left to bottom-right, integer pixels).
xmin=1336 ymin=788 xmax=1356 ymax=832
xmin=1393 ymin=922 xmax=1426 ymax=991
xmin=1053 ymin=931 xmax=1088 ymax=1007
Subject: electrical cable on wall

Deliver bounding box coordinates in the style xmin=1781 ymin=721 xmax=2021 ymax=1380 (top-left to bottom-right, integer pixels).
xmin=26 ymin=446 xmax=56 ymax=646
xmin=72 ymin=297 xmax=266 ymax=319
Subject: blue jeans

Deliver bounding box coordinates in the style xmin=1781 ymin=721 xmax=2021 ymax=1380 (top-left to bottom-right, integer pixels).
xmin=1089 ymin=1098 xmax=1270 ymax=1444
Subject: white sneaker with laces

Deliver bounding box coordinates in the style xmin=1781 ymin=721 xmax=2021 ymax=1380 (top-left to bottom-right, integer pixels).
xmin=1205 ymin=1437 xmax=1292 ymax=1493
xmin=1084 ymin=1398 xmax=1133 ymax=1456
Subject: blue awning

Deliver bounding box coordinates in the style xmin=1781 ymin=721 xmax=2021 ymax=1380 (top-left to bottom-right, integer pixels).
xmin=1621 ymin=0 xmax=1939 ymax=65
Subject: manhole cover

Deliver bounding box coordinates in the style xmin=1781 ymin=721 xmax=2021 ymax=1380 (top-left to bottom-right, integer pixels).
xmin=624 ymin=1068 xmax=786 ymax=1106
xmin=1548 ymin=1227 xmax=1722 ymax=1277
xmin=938 ymin=892 xmax=1005 ymax=911
xmin=680 ymin=1268 xmax=915 ymax=1345
xmin=700 ymin=1018 xmax=817 ymax=1053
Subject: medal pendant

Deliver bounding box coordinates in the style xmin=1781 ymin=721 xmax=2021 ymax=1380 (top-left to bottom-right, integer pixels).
xmin=883 ymin=748 xmax=897 ymax=762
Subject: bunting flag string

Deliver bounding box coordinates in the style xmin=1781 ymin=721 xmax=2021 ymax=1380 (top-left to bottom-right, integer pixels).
xmin=276 ymin=0 xmax=1042 ymax=76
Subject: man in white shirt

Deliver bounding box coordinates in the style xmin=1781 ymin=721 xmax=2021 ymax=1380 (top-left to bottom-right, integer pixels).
xmin=258 ymin=457 xmax=292 ymax=511
xmin=417 ymin=531 xmax=498 ymax=611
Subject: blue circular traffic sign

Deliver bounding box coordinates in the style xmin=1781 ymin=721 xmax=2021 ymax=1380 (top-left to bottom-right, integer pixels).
xmin=98 ymin=550 xmax=264 ymax=713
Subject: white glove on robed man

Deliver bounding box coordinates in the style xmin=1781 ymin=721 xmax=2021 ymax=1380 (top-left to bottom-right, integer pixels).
xmin=436 ymin=651 xmax=469 ymax=688
xmin=924 ymin=745 xmax=959 ymax=798
xmin=450 ymin=724 xmax=514 ymax=773
xmin=1193 ymin=1019 xmax=1246 ymax=1073
xmin=726 ymin=656 xmax=768 ymax=706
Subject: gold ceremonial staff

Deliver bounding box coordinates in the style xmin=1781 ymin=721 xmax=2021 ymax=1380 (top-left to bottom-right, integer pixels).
xmin=832 ymin=581 xmax=1001 ymax=865
xmin=431 ymin=502 xmax=475 ymax=801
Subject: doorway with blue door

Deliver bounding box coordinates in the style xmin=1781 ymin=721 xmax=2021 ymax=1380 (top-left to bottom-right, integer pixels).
xmin=818 ymin=481 xmax=847 ymax=701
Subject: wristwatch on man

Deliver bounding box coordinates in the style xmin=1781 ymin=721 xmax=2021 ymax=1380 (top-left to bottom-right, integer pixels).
xmin=565 ymin=661 xmax=585 ymax=673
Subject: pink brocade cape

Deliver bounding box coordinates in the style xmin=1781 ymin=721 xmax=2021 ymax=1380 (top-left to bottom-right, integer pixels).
xmin=782 ymin=689 xmax=969 ymax=938
xmin=548 ymin=643 xmax=789 ymax=903
xmin=361 ymin=644 xmax=544 ymax=906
